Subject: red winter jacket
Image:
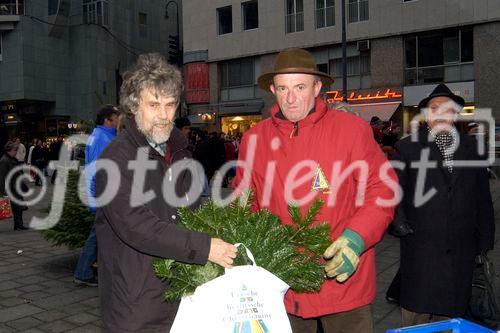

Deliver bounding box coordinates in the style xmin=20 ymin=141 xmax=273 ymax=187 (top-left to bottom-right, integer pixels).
xmin=233 ymin=97 xmax=397 ymax=318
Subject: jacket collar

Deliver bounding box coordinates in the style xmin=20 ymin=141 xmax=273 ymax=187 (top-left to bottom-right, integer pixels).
xmin=123 ymin=115 xmax=188 ymax=157
xmin=270 ymin=96 xmax=328 ymax=131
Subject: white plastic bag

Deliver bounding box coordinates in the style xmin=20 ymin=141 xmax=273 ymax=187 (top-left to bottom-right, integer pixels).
xmin=171 ymin=244 xmax=292 ymax=333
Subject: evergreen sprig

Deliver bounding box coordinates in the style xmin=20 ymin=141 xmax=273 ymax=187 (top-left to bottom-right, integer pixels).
xmin=42 ymin=170 xmax=94 ymax=250
xmin=154 ymin=195 xmax=331 ymax=301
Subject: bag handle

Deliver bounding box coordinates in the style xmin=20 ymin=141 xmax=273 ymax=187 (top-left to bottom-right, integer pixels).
xmin=223 ymin=243 xmax=256 ymax=274
xmin=234 ymin=243 xmax=256 ymax=266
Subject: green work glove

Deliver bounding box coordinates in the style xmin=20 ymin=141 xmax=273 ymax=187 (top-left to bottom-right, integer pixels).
xmin=323 ymin=229 xmax=365 ymax=282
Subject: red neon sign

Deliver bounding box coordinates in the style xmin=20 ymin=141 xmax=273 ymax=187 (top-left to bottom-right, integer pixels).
xmin=326 ymin=88 xmax=402 ymax=103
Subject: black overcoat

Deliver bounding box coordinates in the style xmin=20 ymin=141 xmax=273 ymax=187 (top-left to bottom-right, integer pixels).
xmin=95 ymin=117 xmax=211 ymax=333
xmin=392 ymin=127 xmax=495 ymax=317
xmin=0 ymin=153 xmax=26 ymax=206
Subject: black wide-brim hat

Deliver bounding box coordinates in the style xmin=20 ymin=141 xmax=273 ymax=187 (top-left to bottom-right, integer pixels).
xmin=257 ymin=48 xmax=334 ymax=92
xmin=418 ymin=83 xmax=465 ymax=109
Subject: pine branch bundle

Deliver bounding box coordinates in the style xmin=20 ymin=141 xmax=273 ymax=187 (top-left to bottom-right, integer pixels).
xmin=154 ymin=194 xmax=331 ymax=301
xmin=42 ymin=170 xmax=94 ymax=250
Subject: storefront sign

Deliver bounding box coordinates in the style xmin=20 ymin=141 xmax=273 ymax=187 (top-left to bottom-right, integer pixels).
xmin=326 ymin=88 xmax=402 ymax=104
xmin=184 ymin=63 xmax=210 ymax=104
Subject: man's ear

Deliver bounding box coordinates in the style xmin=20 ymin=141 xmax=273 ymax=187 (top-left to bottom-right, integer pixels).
xmin=270 ymin=84 xmax=276 ymax=95
xmin=314 ymin=80 xmax=323 ymax=97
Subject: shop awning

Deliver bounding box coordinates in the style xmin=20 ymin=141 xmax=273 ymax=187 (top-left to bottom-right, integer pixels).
xmin=347 ymin=102 xmax=401 ymax=122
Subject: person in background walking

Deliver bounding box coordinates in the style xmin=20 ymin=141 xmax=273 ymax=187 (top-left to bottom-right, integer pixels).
xmin=73 ymin=105 xmax=120 ymax=287
xmin=174 ymin=117 xmax=192 ymax=140
xmin=49 ymin=136 xmax=64 ymax=184
xmin=13 ymin=137 xmax=26 ymax=163
xmin=31 ymin=139 xmax=46 ymax=186
xmin=0 ymin=141 xmax=28 ymax=230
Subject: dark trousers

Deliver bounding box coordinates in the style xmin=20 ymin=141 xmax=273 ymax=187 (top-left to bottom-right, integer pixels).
xmin=74 ymin=224 xmax=97 ymax=280
xmin=288 ymin=304 xmax=373 ymax=333
xmin=12 ymin=205 xmax=24 ymax=229
xmin=401 ymin=308 xmax=450 ymax=327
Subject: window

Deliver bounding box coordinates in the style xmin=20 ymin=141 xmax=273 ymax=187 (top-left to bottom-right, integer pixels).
xmin=221 ymin=58 xmax=254 ymax=88
xmin=242 ymin=1 xmax=258 ymax=30
xmin=285 ymin=0 xmax=304 ymax=33
xmin=48 ymin=0 xmax=59 ymax=15
xmin=139 ymin=12 xmax=147 ymax=38
xmin=461 ymin=29 xmax=473 ymax=62
xmin=330 ymin=55 xmax=370 ymax=77
xmin=220 ymin=57 xmax=260 ymax=101
xmin=317 ymin=63 xmax=328 ymax=75
xmin=348 ymin=0 xmax=369 ymax=23
xmin=0 ymin=33 xmax=2 ymax=61
xmin=328 ymin=53 xmax=371 ymax=90
xmin=316 ymin=0 xmax=334 ymax=29
xmin=404 ymin=28 xmax=474 ymax=85
xmin=217 ymin=6 xmax=232 ymax=35
xmin=0 ymin=0 xmax=24 ymax=15
xmin=83 ymin=0 xmax=109 ymax=27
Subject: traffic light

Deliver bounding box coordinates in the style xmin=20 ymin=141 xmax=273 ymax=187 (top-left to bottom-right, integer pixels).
xmin=168 ymin=34 xmax=181 ymax=66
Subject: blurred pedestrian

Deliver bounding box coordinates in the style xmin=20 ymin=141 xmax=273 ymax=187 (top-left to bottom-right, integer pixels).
xmin=49 ymin=136 xmax=64 ymax=184
xmin=222 ymin=135 xmax=236 ymax=187
xmin=174 ymin=117 xmax=191 ymax=139
xmin=13 ymin=137 xmax=26 ymax=163
xmin=0 ymin=141 xmax=28 ymax=230
xmin=73 ymin=105 xmax=120 ymax=287
xmin=31 ymin=139 xmax=46 ymax=186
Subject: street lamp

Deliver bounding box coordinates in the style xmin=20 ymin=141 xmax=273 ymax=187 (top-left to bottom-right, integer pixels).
xmin=341 ymin=0 xmax=348 ymax=103
xmin=165 ymin=1 xmax=182 ymax=67
xmin=165 ymin=1 xmax=179 ymax=36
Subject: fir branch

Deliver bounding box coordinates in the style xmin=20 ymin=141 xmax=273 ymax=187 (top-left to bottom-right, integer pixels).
xmin=154 ymin=195 xmax=330 ymax=300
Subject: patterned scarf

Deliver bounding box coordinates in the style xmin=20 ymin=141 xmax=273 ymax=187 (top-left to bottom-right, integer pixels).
xmin=429 ymin=127 xmax=457 ymax=173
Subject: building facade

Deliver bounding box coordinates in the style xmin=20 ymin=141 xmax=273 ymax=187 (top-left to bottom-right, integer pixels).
xmin=0 ymin=0 xmax=181 ymax=142
xmin=182 ymin=0 xmax=500 ymax=135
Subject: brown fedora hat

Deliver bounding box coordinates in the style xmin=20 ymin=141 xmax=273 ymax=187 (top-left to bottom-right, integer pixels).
xmin=257 ymin=48 xmax=334 ymax=92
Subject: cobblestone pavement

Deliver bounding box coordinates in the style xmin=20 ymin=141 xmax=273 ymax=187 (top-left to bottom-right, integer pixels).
xmin=0 ymin=178 xmax=499 ymax=332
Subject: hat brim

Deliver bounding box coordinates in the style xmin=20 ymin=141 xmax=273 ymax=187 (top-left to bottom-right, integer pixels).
xmin=418 ymin=93 xmax=465 ymax=109
xmin=257 ymin=68 xmax=334 ymax=92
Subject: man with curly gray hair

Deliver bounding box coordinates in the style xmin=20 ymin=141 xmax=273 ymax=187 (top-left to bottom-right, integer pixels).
xmin=120 ymin=53 xmax=182 ymax=144
xmin=95 ymin=53 xmax=237 ymax=332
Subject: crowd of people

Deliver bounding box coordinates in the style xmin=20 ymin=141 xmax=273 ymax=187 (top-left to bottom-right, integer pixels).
xmin=0 ymin=48 xmax=496 ymax=333
xmin=175 ymin=121 xmax=241 ymax=189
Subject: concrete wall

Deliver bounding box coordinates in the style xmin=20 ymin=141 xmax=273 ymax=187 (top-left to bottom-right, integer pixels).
xmin=474 ymin=21 xmax=500 ymax=120
xmin=183 ymin=0 xmax=500 ymax=61
xmin=258 ymin=53 xmax=278 ymax=118
xmin=370 ymin=36 xmax=404 ymax=88
xmin=0 ymin=24 xmax=23 ymax=101
xmin=0 ymin=0 xmax=179 ymax=121
xmin=68 ymin=0 xmax=175 ymax=121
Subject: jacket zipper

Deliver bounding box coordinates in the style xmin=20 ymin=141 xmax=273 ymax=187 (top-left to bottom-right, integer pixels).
xmin=290 ymin=122 xmax=298 ymax=138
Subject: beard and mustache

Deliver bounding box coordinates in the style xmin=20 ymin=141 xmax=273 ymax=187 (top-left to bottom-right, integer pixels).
xmin=135 ymin=110 xmax=174 ymax=144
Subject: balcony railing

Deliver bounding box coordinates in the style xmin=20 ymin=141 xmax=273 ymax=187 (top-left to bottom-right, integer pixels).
xmin=0 ymin=1 xmax=24 ymax=15
xmin=405 ymin=63 xmax=474 ymax=85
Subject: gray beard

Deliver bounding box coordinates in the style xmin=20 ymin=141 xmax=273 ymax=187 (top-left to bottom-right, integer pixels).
xmin=135 ymin=112 xmax=173 ymax=144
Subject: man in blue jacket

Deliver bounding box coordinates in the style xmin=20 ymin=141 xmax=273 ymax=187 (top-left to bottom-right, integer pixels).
xmin=74 ymin=105 xmax=119 ymax=286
